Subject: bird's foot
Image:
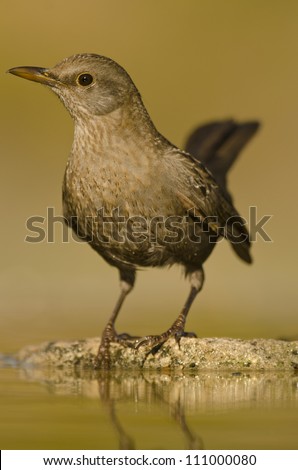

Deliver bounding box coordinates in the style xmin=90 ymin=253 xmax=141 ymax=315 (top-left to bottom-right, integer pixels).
xmin=95 ymin=324 xmax=114 ymax=369
xmin=116 ymin=332 xmax=142 ymax=343
xmin=95 ymin=324 xmax=140 ymax=368
xmin=134 ymin=318 xmax=197 ymax=353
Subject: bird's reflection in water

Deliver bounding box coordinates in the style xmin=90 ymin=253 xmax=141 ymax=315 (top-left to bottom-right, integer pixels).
xmin=97 ymin=371 xmax=204 ymax=450
xmin=19 ymin=367 xmax=297 ymax=449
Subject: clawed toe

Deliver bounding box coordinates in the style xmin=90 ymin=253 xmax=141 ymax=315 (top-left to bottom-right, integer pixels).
xmin=181 ymin=331 xmax=197 ymax=338
xmin=95 ymin=318 xmax=197 ymax=368
xmin=134 ymin=327 xmax=193 ymax=352
xmin=117 ymin=332 xmax=141 ymax=343
xmin=95 ymin=326 xmax=141 ymax=368
xmin=134 ymin=335 xmax=164 ymax=350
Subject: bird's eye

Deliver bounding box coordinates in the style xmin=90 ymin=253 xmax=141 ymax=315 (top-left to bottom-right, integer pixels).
xmin=77 ymin=73 xmax=93 ymax=86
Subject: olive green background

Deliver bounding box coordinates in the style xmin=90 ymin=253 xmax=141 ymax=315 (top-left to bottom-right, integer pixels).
xmin=1 ymin=0 xmax=297 ymax=353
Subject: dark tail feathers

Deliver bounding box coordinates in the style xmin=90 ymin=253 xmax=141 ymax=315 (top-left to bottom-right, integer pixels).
xmin=185 ymin=119 xmax=260 ymax=264
xmin=185 ymin=120 xmax=260 ymax=203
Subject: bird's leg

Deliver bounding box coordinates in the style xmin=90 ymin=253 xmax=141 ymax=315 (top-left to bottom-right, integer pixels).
xmin=135 ymin=269 xmax=204 ymax=351
xmin=96 ymin=270 xmax=135 ymax=368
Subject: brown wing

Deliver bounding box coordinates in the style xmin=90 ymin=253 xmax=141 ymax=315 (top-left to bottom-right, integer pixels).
xmin=174 ymin=149 xmax=252 ymax=264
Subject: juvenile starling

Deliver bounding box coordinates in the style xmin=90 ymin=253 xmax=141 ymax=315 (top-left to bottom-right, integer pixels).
xmin=9 ymin=54 xmax=259 ymax=367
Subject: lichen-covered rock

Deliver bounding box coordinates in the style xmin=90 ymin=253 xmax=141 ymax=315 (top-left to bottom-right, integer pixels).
xmin=15 ymin=337 xmax=298 ymax=370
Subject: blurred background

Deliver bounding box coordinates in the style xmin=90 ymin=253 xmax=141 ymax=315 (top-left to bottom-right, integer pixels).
xmin=1 ymin=0 xmax=297 ymax=354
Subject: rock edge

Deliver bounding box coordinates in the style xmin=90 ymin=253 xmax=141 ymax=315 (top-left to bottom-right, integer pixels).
xmin=14 ymin=337 xmax=298 ymax=370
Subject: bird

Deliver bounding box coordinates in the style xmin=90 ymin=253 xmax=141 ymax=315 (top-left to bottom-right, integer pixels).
xmin=8 ymin=54 xmax=259 ymax=367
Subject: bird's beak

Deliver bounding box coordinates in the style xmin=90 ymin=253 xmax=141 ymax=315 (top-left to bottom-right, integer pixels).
xmin=8 ymin=66 xmax=58 ymax=87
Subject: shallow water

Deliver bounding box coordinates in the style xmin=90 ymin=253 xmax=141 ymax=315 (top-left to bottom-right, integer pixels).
xmin=0 ymin=365 xmax=297 ymax=450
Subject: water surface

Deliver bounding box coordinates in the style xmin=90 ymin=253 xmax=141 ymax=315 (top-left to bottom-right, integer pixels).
xmin=0 ymin=366 xmax=297 ymax=449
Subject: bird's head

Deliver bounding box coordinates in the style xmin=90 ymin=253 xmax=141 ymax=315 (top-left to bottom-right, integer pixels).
xmin=8 ymin=54 xmax=137 ymax=120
